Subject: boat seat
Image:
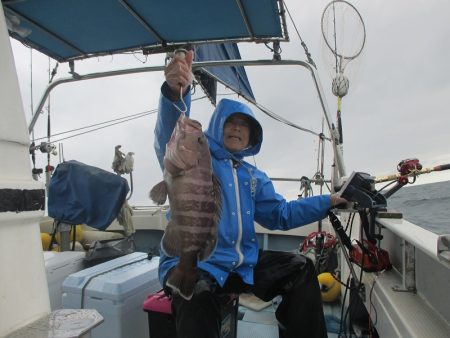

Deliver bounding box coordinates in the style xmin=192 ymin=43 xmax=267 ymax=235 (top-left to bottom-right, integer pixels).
xmin=143 ymin=289 xmax=239 ymax=338
xmin=239 ymin=293 xmax=272 ymax=312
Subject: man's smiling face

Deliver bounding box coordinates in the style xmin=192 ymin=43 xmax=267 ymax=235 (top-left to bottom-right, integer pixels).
xmin=223 ymin=113 xmax=251 ymax=153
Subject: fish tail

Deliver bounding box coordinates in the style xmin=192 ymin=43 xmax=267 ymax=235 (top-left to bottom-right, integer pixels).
xmin=166 ymin=265 xmax=197 ymax=301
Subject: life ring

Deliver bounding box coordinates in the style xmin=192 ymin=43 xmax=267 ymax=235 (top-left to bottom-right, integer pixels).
xmin=318 ymin=272 xmax=340 ymax=302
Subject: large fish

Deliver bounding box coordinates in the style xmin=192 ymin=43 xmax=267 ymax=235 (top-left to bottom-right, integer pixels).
xmin=150 ymin=115 xmax=221 ymax=300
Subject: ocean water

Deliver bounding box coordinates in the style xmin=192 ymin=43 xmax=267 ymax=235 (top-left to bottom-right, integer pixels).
xmin=385 ymin=180 xmax=450 ymax=235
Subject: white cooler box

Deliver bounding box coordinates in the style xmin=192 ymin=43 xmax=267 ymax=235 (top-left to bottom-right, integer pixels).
xmin=62 ymin=252 xmax=161 ymax=338
xmin=44 ymin=251 xmax=86 ymax=310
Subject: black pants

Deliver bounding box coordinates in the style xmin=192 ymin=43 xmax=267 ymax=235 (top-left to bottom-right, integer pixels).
xmin=169 ymin=250 xmax=327 ymax=338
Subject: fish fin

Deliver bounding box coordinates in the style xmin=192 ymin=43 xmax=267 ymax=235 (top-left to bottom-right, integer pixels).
xmin=164 ymin=157 xmax=185 ymax=176
xmin=162 ymin=221 xmax=180 ymax=256
xmin=166 ymin=265 xmax=197 ymax=301
xmin=198 ymin=237 xmax=217 ymax=261
xmin=149 ymin=181 xmax=168 ymax=205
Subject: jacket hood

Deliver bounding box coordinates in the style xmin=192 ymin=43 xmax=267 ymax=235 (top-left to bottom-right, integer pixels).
xmin=205 ymin=98 xmax=263 ymax=160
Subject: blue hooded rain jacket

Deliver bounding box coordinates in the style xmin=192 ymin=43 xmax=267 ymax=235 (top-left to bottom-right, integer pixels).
xmin=154 ymin=83 xmax=332 ymax=287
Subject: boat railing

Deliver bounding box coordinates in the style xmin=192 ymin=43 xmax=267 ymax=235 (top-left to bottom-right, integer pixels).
xmin=106 ymin=205 xmax=328 ymax=239
xmin=376 ymin=217 xmax=450 ymax=267
xmin=270 ymin=177 xmax=331 ymax=183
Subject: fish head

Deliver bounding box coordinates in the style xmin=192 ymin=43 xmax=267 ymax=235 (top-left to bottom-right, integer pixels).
xmin=164 ymin=115 xmax=209 ymax=174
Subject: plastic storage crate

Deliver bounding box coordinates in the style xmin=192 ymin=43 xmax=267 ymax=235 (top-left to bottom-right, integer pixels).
xmin=44 ymin=251 xmax=86 ymax=310
xmin=62 ymin=252 xmax=161 ymax=338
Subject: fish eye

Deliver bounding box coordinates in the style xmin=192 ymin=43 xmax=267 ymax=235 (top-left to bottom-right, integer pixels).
xmin=198 ymin=137 xmax=203 ymax=144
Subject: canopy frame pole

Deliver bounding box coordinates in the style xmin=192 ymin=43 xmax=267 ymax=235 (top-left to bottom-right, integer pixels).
xmin=235 ymin=0 xmax=255 ymax=39
xmin=118 ymin=0 xmax=166 ymax=44
xmin=28 ymin=59 xmax=346 ymax=179
xmin=277 ymin=0 xmax=290 ymax=41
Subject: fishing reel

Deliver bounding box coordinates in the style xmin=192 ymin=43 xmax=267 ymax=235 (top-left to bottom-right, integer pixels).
xmin=30 ymin=141 xmax=57 ymax=155
xmin=329 ymin=172 xmax=392 ymax=274
xmin=383 ymin=158 xmax=423 ymax=198
xmin=349 ymin=239 xmax=391 ymax=272
xmin=397 ymin=158 xmax=422 ymax=182
xmin=29 ymin=141 xmax=57 ymax=180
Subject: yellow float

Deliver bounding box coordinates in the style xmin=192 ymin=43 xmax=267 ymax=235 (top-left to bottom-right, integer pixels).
xmin=318 ymin=272 xmax=340 ymax=302
xmin=40 ymin=233 xmax=52 ymax=251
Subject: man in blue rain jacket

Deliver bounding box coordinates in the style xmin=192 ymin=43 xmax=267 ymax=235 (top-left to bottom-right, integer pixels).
xmin=154 ymin=51 xmax=345 ymax=338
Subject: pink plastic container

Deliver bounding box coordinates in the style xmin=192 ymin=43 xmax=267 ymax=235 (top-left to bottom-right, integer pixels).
xmin=143 ymin=289 xmax=172 ymax=314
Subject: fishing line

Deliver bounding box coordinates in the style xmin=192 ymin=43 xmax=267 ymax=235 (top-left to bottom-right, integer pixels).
xmin=172 ymin=85 xmax=188 ymax=115
xmin=171 ymin=49 xmax=189 ymax=115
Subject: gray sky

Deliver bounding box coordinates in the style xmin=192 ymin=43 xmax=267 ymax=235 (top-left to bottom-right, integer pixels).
xmin=10 ymin=0 xmax=450 ymax=206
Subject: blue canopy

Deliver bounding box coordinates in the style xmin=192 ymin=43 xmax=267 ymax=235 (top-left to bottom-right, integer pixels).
xmin=3 ymin=0 xmax=287 ymax=62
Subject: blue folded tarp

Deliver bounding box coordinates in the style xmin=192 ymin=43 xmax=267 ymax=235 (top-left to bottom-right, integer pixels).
xmin=48 ymin=160 xmax=129 ymax=230
xmin=194 ymin=43 xmax=255 ymax=104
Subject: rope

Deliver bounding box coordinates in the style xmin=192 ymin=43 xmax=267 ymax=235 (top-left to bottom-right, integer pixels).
xmin=283 ymin=1 xmax=317 ymax=68
xmin=34 ymin=109 xmax=156 ymax=141
xmin=252 ymin=101 xmax=331 ymax=141
xmin=34 ymin=96 xmax=209 ymax=144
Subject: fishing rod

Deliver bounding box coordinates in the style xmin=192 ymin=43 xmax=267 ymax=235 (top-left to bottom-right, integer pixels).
xmin=376 ymin=160 xmax=450 ymax=183
xmin=375 ymin=159 xmax=450 ymax=199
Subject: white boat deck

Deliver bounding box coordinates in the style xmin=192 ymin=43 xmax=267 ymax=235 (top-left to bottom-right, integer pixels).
xmin=364 ymin=269 xmax=450 ymax=338
xmin=237 ymin=295 xmax=341 ymax=338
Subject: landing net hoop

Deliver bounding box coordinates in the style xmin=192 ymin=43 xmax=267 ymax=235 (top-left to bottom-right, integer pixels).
xmin=320 ymin=0 xmax=366 ymax=146
xmin=321 ymin=0 xmax=366 ymax=75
